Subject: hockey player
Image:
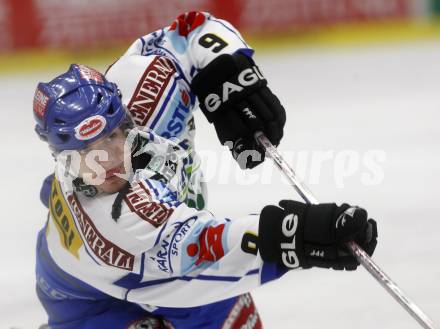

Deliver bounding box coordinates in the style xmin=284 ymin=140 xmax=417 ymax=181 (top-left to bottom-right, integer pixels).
xmin=34 ymin=12 xmax=378 ymax=329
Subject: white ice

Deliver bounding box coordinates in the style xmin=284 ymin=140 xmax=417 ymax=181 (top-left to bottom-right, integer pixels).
xmin=0 ymin=39 xmax=439 ymax=328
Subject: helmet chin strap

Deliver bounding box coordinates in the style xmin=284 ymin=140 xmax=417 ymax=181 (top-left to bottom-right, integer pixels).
xmin=111 ymin=132 xmax=153 ymax=222
xmin=111 ymin=182 xmax=131 ymax=222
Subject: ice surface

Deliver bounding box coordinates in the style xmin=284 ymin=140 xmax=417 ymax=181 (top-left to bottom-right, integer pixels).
xmin=1 ymin=40 xmax=439 ymax=328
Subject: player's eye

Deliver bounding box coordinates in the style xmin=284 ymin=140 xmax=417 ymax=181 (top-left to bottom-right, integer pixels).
xmin=107 ymin=131 xmax=118 ymax=142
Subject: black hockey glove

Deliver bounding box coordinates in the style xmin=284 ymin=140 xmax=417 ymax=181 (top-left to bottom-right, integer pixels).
xmin=191 ymin=53 xmax=286 ymax=169
xmin=258 ymin=200 xmax=378 ymax=271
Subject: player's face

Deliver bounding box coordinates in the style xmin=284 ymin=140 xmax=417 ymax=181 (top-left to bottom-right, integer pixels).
xmin=78 ymin=127 xmax=129 ymax=194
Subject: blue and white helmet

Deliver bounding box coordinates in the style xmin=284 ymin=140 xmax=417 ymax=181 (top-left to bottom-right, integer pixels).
xmin=33 ymin=64 xmax=128 ymax=152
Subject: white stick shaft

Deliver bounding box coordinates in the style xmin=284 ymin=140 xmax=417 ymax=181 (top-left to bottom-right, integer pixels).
xmin=255 ymin=132 xmax=437 ymax=329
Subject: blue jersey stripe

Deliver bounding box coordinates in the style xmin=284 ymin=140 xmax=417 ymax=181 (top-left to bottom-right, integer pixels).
xmin=150 ymin=79 xmax=177 ymax=130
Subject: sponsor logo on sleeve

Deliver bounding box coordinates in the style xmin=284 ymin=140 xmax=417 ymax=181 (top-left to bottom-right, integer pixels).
xmin=186 ymin=223 xmax=226 ymax=266
xmin=74 ymin=115 xmax=107 ymax=141
xmin=124 ymin=181 xmax=174 ymax=228
xmin=49 ymin=178 xmax=83 ymax=258
xmin=159 ymin=89 xmax=191 ymax=139
xmin=33 ymin=88 xmax=50 ymax=118
xmin=127 ymin=56 xmax=176 ymax=127
xmin=67 ymin=194 xmax=134 ymax=270
xmin=77 ymin=64 xmax=104 ymax=83
xmin=149 ymin=216 xmax=197 ymax=274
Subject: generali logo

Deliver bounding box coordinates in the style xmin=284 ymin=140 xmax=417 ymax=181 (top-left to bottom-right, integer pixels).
xmin=67 ymin=194 xmax=135 ymax=270
xmin=124 ymin=181 xmax=174 ymax=228
xmin=127 ymin=56 xmax=176 ymax=126
xmin=74 ymin=115 xmax=107 ymax=141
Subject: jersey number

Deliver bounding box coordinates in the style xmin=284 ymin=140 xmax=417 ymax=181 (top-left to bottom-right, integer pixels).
xmin=199 ymin=33 xmax=228 ymax=53
xmin=241 ymin=232 xmax=259 ymax=255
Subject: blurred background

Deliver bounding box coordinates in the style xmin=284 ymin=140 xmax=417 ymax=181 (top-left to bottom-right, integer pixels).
xmin=1 ymin=0 xmax=439 ymax=328
xmin=1 ymin=0 xmax=440 ymax=73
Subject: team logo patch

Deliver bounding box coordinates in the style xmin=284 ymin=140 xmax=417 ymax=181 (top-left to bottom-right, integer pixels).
xmin=74 ymin=115 xmax=107 ymax=141
xmin=33 ymin=88 xmax=50 ymax=118
xmin=77 ymin=64 xmax=104 ymax=83
xmin=127 ymin=56 xmax=176 ymax=127
xmin=186 ymin=224 xmax=226 ymax=266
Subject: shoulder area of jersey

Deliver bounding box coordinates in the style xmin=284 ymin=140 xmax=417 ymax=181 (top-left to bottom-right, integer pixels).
xmin=105 ymin=53 xmax=194 ymax=137
xmin=106 ymin=53 xmax=177 ymax=99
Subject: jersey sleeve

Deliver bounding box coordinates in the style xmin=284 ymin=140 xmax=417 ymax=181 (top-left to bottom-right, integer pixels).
xmin=128 ymin=11 xmax=253 ymax=78
xmin=103 ymin=12 xmax=254 ymax=163
xmin=46 ymin=166 xmax=288 ymax=309
xmin=111 ymin=174 xmax=288 ymax=308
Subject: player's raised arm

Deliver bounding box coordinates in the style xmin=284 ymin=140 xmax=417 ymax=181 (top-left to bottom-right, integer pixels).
xmin=126 ymin=12 xmax=253 ymax=78
xmin=118 ymin=11 xmax=287 ymax=169
xmin=100 ymin=130 xmax=377 ymax=307
xmin=108 ymin=175 xmax=377 ymax=308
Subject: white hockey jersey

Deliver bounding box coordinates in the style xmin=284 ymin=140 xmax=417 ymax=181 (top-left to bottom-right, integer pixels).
xmin=40 ymin=12 xmax=287 ymax=314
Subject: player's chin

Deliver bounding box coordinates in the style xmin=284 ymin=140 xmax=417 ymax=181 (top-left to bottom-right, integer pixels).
xmin=98 ymin=176 xmax=127 ymax=194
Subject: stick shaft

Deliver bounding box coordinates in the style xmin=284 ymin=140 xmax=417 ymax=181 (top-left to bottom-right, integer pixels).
xmin=255 ymin=132 xmax=436 ymax=329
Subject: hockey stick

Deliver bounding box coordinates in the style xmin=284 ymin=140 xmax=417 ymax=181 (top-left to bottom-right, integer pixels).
xmin=255 ymin=131 xmax=437 ymax=329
